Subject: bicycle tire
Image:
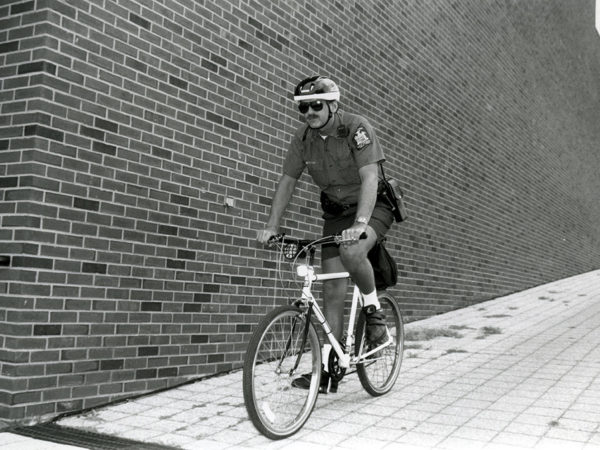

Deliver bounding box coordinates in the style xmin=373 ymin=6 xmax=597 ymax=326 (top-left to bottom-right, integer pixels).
xmin=355 ymin=292 xmax=404 ymax=396
xmin=243 ymin=305 xmax=321 ymax=439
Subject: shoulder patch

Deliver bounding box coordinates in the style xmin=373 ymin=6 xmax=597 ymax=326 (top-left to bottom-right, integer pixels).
xmin=353 ymin=126 xmax=371 ymax=150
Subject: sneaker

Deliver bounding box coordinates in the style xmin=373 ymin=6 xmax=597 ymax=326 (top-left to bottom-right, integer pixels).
xmin=291 ymin=366 xmax=338 ymax=393
xmin=363 ymin=305 xmax=388 ymax=347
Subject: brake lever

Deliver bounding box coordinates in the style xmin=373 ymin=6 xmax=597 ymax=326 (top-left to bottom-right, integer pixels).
xmin=267 ymin=234 xmax=284 ymax=246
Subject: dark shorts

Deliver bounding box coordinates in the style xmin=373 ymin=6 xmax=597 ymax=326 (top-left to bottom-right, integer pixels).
xmin=322 ymin=200 xmax=394 ymax=261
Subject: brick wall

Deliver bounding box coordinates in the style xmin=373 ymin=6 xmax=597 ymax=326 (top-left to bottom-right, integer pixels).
xmin=1 ymin=0 xmax=599 ymax=423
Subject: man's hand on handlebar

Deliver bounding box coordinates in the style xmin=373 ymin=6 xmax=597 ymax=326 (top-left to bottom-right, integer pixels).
xmin=257 ymin=226 xmax=279 ymax=245
xmin=341 ymin=222 xmax=368 ymax=246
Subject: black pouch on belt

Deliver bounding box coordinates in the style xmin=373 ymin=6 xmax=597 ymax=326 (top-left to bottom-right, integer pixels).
xmin=320 ymin=191 xmax=356 ymax=215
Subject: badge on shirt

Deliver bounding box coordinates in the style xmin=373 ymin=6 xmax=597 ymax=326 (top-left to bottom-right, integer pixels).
xmin=353 ymin=126 xmax=371 ymax=149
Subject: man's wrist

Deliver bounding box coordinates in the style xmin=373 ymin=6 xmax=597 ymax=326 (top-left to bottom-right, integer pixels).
xmin=355 ymin=216 xmax=369 ymax=225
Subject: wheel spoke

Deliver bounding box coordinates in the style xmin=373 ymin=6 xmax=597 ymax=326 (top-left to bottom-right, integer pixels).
xmin=355 ymin=294 xmax=404 ymax=396
xmin=243 ymin=307 xmax=321 ymax=439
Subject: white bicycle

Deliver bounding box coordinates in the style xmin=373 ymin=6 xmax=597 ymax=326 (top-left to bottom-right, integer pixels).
xmin=243 ymin=234 xmax=404 ymax=439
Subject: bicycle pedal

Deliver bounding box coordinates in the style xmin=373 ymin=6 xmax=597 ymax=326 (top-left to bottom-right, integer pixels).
xmin=318 ymin=378 xmax=339 ymax=394
xmin=317 ymin=371 xmax=340 ymax=394
xmin=329 ymin=378 xmax=339 ymax=393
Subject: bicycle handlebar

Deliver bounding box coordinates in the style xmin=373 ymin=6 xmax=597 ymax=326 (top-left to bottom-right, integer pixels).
xmin=267 ymin=233 xmax=367 ymax=261
xmin=268 ymin=233 xmax=367 ymax=247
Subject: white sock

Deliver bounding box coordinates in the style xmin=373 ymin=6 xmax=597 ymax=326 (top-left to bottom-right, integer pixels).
xmin=322 ymin=344 xmax=331 ymax=373
xmin=362 ymin=290 xmax=380 ymax=309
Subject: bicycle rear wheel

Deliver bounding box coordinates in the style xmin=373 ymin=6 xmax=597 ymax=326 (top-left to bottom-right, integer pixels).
xmin=355 ymin=292 xmax=404 ymax=396
xmin=243 ymin=305 xmax=321 ymax=439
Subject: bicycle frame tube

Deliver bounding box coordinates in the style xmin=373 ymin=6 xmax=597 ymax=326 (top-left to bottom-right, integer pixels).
xmin=297 ymin=262 xmax=393 ymax=368
xmin=311 ymin=302 xmax=350 ymax=368
xmin=298 ymin=265 xmax=360 ymax=369
xmin=345 ymin=284 xmax=362 ymax=355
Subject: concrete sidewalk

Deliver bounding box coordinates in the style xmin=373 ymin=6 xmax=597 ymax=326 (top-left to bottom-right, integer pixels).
xmin=2 ymin=269 xmax=600 ymax=450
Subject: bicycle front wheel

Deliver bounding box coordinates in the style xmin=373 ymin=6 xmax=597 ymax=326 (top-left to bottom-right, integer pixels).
xmin=243 ymin=305 xmax=321 ymax=439
xmin=355 ymin=292 xmax=404 ymax=396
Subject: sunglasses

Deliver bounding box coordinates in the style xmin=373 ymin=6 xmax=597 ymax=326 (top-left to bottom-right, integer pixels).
xmin=298 ymin=101 xmax=325 ymax=114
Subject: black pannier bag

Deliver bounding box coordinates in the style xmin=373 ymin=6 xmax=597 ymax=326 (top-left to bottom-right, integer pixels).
xmin=368 ymin=237 xmax=398 ymax=290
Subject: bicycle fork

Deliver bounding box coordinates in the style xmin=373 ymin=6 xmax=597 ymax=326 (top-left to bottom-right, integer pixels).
xmin=282 ymin=306 xmax=313 ymax=377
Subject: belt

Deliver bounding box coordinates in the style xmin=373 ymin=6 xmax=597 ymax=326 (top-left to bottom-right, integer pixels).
xmin=320 ymin=192 xmax=356 ymax=214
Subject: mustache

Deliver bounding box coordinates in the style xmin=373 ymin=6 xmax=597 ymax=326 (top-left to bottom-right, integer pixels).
xmin=307 ymin=115 xmax=319 ymax=120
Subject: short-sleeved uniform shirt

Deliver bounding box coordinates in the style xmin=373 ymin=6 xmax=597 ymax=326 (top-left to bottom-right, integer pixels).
xmin=283 ymin=111 xmax=385 ymax=205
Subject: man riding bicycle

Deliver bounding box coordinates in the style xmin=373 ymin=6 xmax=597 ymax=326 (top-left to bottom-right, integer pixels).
xmin=256 ymin=76 xmax=394 ymax=392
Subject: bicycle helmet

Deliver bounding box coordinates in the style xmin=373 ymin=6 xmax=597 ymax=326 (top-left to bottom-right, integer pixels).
xmin=293 ymin=76 xmax=340 ymax=102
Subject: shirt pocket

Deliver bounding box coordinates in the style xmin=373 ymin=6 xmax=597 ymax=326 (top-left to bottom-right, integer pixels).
xmin=329 ymin=144 xmax=360 ymax=185
xmin=306 ymin=161 xmax=329 ymax=189
xmin=337 ymin=157 xmax=361 ymax=184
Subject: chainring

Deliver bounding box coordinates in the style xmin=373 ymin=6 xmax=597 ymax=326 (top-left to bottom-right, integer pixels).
xmin=328 ymin=344 xmax=347 ymax=382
